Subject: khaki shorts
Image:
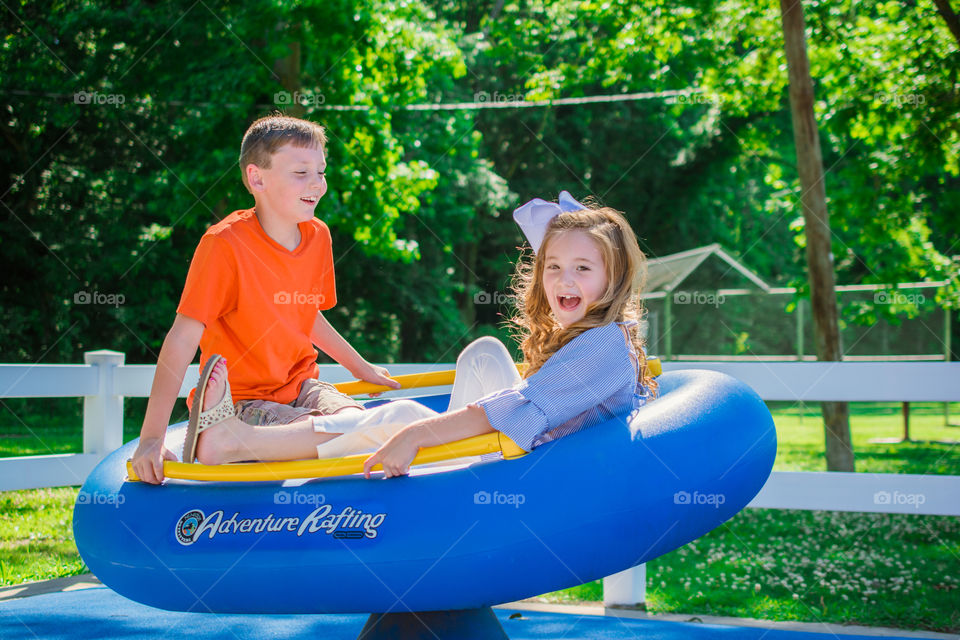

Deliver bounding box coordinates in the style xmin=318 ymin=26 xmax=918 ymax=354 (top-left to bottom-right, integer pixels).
xmin=234 ymin=379 xmax=363 ymax=426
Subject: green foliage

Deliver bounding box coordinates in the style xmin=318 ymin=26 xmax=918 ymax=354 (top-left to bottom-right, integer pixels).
xmin=1 ymin=0 xmax=957 ymax=369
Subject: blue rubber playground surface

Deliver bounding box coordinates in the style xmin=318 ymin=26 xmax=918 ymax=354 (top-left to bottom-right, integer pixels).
xmin=0 ymin=587 xmax=932 ymax=640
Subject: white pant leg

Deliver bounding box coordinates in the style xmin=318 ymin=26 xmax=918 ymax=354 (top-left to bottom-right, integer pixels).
xmin=448 ymin=336 xmax=522 ymax=411
xmin=313 ymin=400 xmax=438 ymax=458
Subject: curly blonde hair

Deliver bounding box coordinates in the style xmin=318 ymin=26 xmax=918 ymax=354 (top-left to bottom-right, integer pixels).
xmin=510 ymin=205 xmax=658 ymax=395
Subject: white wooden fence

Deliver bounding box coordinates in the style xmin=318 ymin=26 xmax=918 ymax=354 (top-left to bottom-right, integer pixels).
xmin=1 ymin=352 xmax=958 ymax=605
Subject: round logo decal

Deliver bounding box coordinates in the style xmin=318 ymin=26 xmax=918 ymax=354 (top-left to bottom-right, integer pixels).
xmin=175 ymin=510 xmax=204 ymax=546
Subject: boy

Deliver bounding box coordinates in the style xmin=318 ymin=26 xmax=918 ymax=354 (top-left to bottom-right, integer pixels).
xmin=130 ymin=115 xmax=399 ymax=484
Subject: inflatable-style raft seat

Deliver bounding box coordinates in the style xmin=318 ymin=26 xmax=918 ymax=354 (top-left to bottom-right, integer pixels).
xmin=74 ymin=367 xmax=776 ymax=638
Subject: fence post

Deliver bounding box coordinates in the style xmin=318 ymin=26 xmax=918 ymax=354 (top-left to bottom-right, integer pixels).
xmin=83 ymin=350 xmax=125 ymax=456
xmin=602 ymin=564 xmax=646 ymax=608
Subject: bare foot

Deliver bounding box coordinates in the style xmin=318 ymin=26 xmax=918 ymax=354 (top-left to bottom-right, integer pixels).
xmin=194 ymin=359 xmax=245 ymax=465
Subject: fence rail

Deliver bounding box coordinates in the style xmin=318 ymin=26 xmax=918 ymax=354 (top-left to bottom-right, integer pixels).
xmin=2 ymin=352 xmax=958 ymax=605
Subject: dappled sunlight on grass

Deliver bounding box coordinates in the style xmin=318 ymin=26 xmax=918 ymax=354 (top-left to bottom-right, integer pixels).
xmin=541 ymin=509 xmax=960 ymax=633
xmin=0 ymin=488 xmax=86 ymax=586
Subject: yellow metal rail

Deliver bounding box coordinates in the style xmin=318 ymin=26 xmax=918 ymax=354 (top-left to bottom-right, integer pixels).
xmin=126 ymin=431 xmax=526 ymax=482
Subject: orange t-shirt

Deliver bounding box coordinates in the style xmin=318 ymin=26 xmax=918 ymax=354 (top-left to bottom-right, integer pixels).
xmin=177 ymin=209 xmax=337 ymax=405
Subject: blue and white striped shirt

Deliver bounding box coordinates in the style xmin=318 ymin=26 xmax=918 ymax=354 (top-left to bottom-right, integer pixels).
xmin=475 ymin=322 xmax=650 ymax=451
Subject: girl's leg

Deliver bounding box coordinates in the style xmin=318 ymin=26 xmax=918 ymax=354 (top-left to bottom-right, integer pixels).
xmin=313 ymin=400 xmax=438 ymax=458
xmin=448 ymin=336 xmax=521 ymax=411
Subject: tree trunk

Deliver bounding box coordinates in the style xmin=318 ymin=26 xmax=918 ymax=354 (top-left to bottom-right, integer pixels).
xmin=273 ymin=32 xmax=303 ymax=117
xmin=779 ymin=0 xmax=854 ymax=471
xmin=932 ymin=0 xmax=960 ymax=47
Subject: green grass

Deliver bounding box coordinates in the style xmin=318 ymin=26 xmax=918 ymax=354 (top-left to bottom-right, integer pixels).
xmin=540 ymin=509 xmax=960 ymax=633
xmin=0 ymin=488 xmax=87 ymax=586
xmin=766 ymin=401 xmax=960 ymax=475
xmin=1 ymin=399 xmax=958 ymax=632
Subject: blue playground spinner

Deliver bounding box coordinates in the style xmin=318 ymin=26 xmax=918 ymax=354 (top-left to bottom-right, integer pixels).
xmin=74 ymin=369 xmax=776 ymax=614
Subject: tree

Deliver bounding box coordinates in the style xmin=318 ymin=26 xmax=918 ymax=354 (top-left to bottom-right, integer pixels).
xmin=780 ymin=0 xmax=853 ymax=471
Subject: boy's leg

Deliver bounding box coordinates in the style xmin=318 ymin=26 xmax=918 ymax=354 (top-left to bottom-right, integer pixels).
xmin=233 ymin=380 xmax=362 ymax=427
xmin=294 ymin=379 xmax=364 ymax=415
xmin=448 ymin=337 xmax=521 ymax=411
xmin=194 ymin=361 xmax=342 ymax=464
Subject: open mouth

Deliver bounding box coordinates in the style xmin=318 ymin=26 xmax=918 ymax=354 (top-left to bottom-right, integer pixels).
xmin=301 ymin=196 xmax=319 ymax=204
xmin=557 ymin=295 xmax=581 ymax=311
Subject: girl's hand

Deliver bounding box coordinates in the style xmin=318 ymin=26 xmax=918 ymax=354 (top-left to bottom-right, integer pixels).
xmin=363 ymin=427 xmax=420 ymax=478
xmin=130 ymin=437 xmax=177 ymax=484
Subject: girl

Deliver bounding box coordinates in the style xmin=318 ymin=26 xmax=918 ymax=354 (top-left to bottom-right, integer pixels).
xmin=363 ymin=196 xmax=657 ymax=477
xmin=135 ymin=194 xmax=656 ymax=484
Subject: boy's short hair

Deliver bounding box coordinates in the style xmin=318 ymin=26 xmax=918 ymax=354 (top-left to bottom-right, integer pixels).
xmin=239 ymin=115 xmax=327 ymax=192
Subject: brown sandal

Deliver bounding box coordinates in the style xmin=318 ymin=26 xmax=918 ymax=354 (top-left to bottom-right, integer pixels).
xmin=182 ymin=354 xmax=235 ymax=463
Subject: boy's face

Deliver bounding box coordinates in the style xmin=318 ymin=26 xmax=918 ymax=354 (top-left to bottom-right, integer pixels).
xmin=247 ymin=143 xmax=327 ymax=224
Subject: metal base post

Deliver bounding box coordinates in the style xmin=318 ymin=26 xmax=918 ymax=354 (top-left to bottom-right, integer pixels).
xmin=357 ymin=607 xmax=509 ymax=640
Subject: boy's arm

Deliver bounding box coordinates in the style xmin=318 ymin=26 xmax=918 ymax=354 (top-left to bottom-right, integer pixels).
xmin=130 ymin=313 xmax=204 ymax=484
xmin=362 ymin=405 xmax=494 ymax=478
xmin=311 ymin=311 xmax=400 ymax=389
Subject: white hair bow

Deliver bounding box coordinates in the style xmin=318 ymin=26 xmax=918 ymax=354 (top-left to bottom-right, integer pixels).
xmin=512 ymin=190 xmax=586 ymax=253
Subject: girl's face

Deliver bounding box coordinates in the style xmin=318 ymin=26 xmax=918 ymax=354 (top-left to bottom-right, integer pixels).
xmin=541 ymin=230 xmax=608 ymax=328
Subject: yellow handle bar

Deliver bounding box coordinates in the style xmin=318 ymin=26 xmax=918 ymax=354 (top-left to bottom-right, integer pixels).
xmin=126 ymin=430 xmax=526 ymax=482
xmin=334 ymin=356 xmax=659 ymax=395
xmin=126 ymin=357 xmax=660 ymax=482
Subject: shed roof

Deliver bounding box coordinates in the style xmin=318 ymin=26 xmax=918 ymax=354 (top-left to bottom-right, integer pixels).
xmin=644 ymin=243 xmax=772 ymax=293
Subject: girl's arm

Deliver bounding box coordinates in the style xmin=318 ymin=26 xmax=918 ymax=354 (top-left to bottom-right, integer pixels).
xmin=362 ymin=405 xmax=494 ymax=478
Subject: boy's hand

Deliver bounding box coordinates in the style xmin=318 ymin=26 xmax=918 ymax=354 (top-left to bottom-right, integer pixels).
xmin=363 ymin=428 xmax=419 ymax=478
xmin=130 ymin=437 xmax=177 ymax=484
xmin=354 ymin=363 xmax=402 ymax=397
